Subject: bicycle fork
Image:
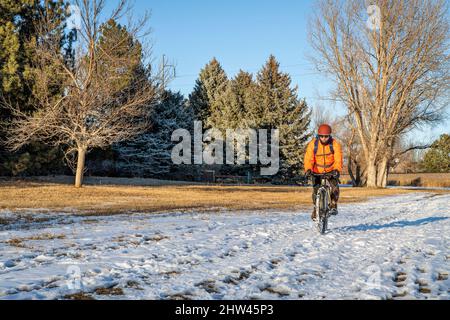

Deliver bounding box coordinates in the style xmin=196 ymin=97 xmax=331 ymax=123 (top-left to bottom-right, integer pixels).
xmin=315 ymin=185 xmax=331 ymax=234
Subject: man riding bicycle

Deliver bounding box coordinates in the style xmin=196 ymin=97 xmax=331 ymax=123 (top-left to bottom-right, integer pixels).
xmin=304 ymin=124 xmax=343 ymax=221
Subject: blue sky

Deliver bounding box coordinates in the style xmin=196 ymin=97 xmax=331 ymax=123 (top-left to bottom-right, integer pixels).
xmin=144 ymin=1 xmax=326 ymax=98
xmin=104 ymin=0 xmax=447 ymax=142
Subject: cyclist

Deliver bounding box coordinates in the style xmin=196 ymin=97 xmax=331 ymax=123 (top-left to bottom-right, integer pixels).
xmin=304 ymin=124 xmax=343 ymax=221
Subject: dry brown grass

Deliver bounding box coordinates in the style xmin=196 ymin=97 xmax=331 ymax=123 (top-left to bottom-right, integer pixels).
xmin=341 ymin=173 xmax=450 ymax=188
xmin=0 ymin=178 xmax=448 ymax=216
xmin=5 ymin=238 xmax=26 ymax=248
xmin=3 ymin=233 xmax=66 ymax=247
xmin=27 ymin=233 xmax=66 ymax=240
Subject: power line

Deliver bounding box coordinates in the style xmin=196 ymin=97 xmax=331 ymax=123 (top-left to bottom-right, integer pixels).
xmin=172 ymin=62 xmax=317 ymax=79
xmin=169 ymin=72 xmax=324 ymax=88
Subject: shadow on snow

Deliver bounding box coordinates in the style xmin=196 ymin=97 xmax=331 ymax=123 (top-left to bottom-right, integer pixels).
xmin=339 ymin=216 xmax=449 ymax=232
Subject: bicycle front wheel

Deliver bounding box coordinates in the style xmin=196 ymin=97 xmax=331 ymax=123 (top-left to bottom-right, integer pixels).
xmin=316 ymin=188 xmax=328 ymax=234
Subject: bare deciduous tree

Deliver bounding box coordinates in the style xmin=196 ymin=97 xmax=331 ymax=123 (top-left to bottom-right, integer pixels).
xmin=311 ymin=104 xmax=336 ymax=130
xmin=334 ymin=115 xmax=367 ymax=186
xmin=4 ymin=0 xmax=168 ymax=187
xmin=309 ymin=0 xmax=449 ymax=187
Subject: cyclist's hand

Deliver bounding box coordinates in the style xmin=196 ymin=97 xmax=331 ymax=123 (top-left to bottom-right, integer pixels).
xmin=331 ymin=170 xmax=340 ymax=179
xmin=305 ymin=169 xmax=312 ymax=178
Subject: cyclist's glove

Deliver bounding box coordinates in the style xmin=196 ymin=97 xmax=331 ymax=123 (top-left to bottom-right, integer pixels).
xmin=332 ymin=170 xmax=340 ymax=179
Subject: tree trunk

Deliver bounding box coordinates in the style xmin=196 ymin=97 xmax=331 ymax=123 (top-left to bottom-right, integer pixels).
xmin=366 ymin=158 xmax=377 ymax=188
xmin=348 ymin=158 xmax=363 ymax=187
xmin=354 ymin=160 xmax=363 ymax=187
xmin=75 ymin=147 xmax=87 ymax=188
xmin=376 ymin=157 xmax=389 ymax=188
xmin=348 ymin=159 xmax=357 ymax=187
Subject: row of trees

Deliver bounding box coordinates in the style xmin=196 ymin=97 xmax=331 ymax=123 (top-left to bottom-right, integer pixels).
xmin=0 ymin=0 xmax=448 ymax=187
xmin=0 ymin=0 xmax=312 ymax=185
xmin=187 ymin=56 xmax=311 ymax=178
xmin=106 ymin=56 xmax=312 ymax=180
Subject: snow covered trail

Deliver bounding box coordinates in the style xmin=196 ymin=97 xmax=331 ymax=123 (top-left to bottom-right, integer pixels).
xmin=0 ymin=192 xmax=448 ymax=300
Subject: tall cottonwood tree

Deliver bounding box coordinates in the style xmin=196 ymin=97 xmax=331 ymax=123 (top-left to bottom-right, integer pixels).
xmin=5 ymin=0 xmax=166 ymax=187
xmin=309 ymin=0 xmax=449 ymax=187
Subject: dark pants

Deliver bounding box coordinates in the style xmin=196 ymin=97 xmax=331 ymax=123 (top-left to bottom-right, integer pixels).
xmin=312 ymin=176 xmax=339 ymax=208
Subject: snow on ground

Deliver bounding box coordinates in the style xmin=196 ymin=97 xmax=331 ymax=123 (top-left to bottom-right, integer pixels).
xmin=0 ymin=192 xmax=448 ymax=300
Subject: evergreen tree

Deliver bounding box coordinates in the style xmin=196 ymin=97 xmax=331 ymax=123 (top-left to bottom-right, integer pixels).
xmin=114 ymin=90 xmax=194 ymax=178
xmin=208 ymin=70 xmax=255 ymax=130
xmin=421 ymin=134 xmax=450 ymax=172
xmin=202 ymin=70 xmax=256 ymax=176
xmin=0 ymin=0 xmax=74 ymax=176
xmin=188 ymin=58 xmax=228 ymax=124
xmin=0 ymin=0 xmax=74 ymax=109
xmin=252 ymin=55 xmax=311 ymax=178
xmin=96 ymin=19 xmax=143 ymax=92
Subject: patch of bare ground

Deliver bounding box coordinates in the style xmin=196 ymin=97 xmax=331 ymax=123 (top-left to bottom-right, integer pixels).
xmin=63 ymin=292 xmax=95 ymax=300
xmin=195 ymin=280 xmax=221 ymax=294
xmin=94 ymin=287 xmax=124 ymax=296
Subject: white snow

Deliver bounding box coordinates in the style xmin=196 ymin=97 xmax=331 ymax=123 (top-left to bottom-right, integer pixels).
xmin=0 ymin=192 xmax=448 ymax=300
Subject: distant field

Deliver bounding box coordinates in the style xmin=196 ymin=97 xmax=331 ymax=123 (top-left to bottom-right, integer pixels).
xmin=341 ymin=173 xmax=450 ymax=188
xmin=0 ymin=176 xmax=448 ymax=215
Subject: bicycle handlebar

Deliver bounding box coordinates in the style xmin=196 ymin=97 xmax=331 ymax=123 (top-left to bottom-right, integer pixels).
xmin=311 ymin=172 xmax=335 ymax=177
xmin=304 ymin=171 xmax=338 ymax=181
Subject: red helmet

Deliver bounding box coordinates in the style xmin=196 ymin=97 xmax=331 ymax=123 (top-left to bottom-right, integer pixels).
xmin=318 ymin=124 xmax=332 ymax=135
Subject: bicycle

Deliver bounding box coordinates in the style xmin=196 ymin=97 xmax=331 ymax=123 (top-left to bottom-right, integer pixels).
xmin=307 ymin=172 xmax=338 ymax=234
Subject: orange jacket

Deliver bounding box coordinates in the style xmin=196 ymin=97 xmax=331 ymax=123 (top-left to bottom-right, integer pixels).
xmin=304 ymin=137 xmax=343 ymax=174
